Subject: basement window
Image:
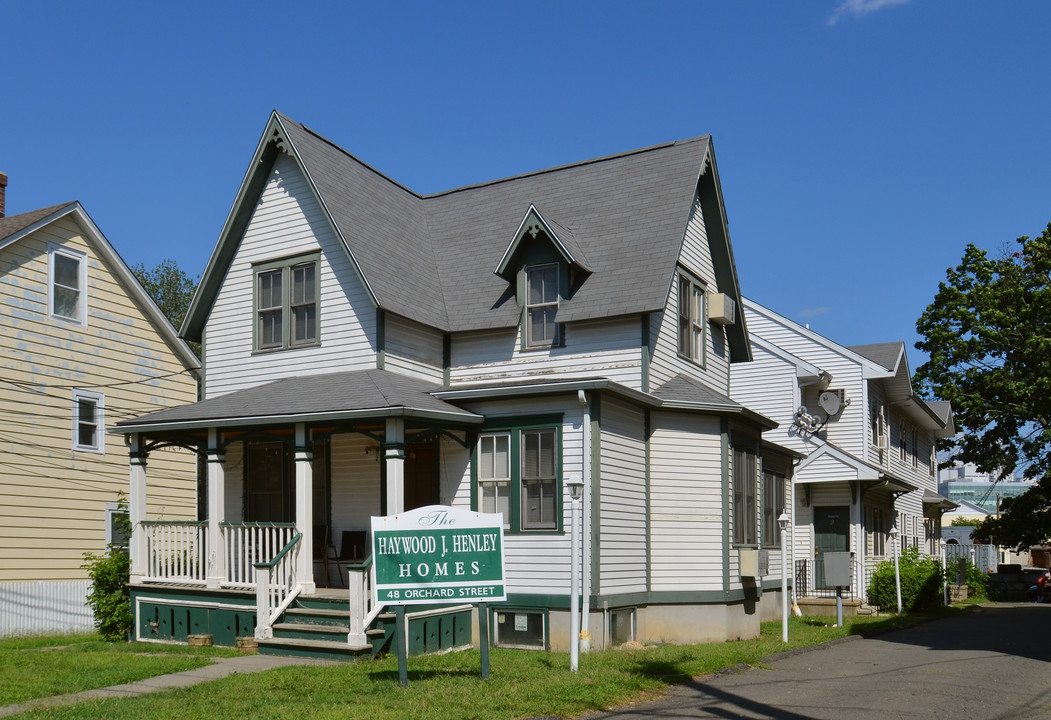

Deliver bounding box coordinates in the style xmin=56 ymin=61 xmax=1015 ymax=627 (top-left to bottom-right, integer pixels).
xmin=494 ymin=610 xmax=546 ymax=650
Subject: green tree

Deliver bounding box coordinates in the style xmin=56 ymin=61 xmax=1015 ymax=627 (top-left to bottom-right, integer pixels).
xmin=132 ymin=258 xmax=199 ymax=357
xmin=914 ymin=223 xmax=1051 ymax=550
xmin=131 ymin=258 xmax=197 ymax=331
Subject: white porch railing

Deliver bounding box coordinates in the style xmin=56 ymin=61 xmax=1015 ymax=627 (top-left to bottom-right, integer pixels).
xmin=347 ymin=556 xmax=380 ymax=647
xmin=140 ymin=521 xmax=207 ymax=585
xmin=222 ymin=522 xmax=297 ymax=588
xmin=253 ymin=532 xmax=303 ymax=640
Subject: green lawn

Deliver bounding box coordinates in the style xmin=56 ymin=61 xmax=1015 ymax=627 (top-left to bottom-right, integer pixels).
xmin=1 ymin=609 xmax=968 ymax=720
xmin=0 ymin=634 xmax=238 ymax=707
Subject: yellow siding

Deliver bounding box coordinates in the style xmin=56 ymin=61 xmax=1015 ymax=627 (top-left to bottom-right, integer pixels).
xmin=0 ymin=215 xmax=198 ymax=582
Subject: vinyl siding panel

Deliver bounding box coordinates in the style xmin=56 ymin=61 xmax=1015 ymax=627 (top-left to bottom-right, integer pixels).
xmin=450 ymin=317 xmax=643 ymax=389
xmin=648 ymin=196 xmax=731 ymax=395
xmin=597 ymin=397 xmax=647 ymax=594
xmin=649 ymin=412 xmax=724 ymax=592
xmin=455 ymin=396 xmax=583 ymax=596
xmin=384 ymin=314 xmax=444 ymax=383
xmin=205 ymin=153 xmax=376 ymax=397
xmin=0 ymin=216 xmax=198 ymax=583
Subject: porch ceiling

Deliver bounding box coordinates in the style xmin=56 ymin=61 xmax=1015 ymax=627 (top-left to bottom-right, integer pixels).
xmin=114 ymin=369 xmax=483 ymax=434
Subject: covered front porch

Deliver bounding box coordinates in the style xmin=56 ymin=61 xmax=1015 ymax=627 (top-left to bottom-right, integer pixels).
xmin=116 ymin=369 xmax=483 ymax=648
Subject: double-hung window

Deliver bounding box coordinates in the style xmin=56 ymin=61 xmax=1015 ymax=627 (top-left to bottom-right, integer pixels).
xmin=732 ymin=442 xmax=757 ymax=546
xmin=72 ymin=389 xmax=104 ymax=453
xmin=762 ymin=465 xmax=786 ymax=548
xmin=254 ymin=254 xmax=319 ymax=351
xmin=476 ymin=422 xmax=561 ymax=532
xmin=898 ymin=419 xmax=907 ymax=462
xmin=524 ymin=263 xmax=560 ymax=349
xmin=676 ymin=272 xmax=706 ymax=365
xmin=49 ymin=245 xmax=87 ymax=325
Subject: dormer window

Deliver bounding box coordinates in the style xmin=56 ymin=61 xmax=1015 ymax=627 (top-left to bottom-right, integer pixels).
xmin=525 ymin=263 xmax=560 ymax=348
xmin=254 ymin=252 xmax=319 ymax=352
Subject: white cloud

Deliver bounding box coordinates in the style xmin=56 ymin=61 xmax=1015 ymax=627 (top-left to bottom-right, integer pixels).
xmin=828 ymin=0 xmax=910 ymax=26
xmin=797 ymin=306 xmax=830 ymax=320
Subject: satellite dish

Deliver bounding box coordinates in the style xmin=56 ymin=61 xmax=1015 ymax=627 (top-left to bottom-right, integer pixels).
xmin=818 ymin=390 xmax=842 ymax=416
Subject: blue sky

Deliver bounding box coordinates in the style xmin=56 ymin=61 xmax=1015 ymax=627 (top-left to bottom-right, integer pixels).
xmin=3 ymin=1 xmax=1048 ymax=369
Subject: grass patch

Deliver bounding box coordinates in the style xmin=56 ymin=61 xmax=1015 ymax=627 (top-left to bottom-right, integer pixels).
xmin=3 ymin=615 xmax=925 ymax=720
xmin=0 ymin=634 xmax=238 ymax=706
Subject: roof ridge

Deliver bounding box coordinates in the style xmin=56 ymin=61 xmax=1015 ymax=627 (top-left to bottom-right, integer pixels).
xmin=422 ymin=135 xmax=711 ymax=200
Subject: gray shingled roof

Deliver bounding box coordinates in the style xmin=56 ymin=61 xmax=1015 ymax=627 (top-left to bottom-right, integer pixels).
xmin=0 ymin=203 xmax=76 ymax=245
xmin=848 ymin=342 xmax=904 ymax=373
xmin=188 ymin=114 xmax=716 ymax=337
xmin=115 ymin=369 xmax=481 ymax=431
xmin=651 ymin=374 xmax=777 ymax=428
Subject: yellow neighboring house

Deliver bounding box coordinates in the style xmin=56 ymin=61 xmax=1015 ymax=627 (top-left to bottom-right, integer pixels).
xmin=0 ymin=190 xmax=200 ymax=635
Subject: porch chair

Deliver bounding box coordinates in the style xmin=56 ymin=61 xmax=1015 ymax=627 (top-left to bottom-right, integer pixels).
xmin=313 ymin=525 xmax=341 ymax=588
xmin=337 ymin=530 xmax=369 ymax=586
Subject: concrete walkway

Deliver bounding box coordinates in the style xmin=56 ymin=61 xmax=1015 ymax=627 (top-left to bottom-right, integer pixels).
xmin=0 ymin=653 xmax=333 ymax=717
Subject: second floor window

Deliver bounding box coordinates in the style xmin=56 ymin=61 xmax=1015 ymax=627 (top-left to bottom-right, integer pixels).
xmin=525 ymin=264 xmax=560 ymax=348
xmin=255 ymin=255 xmax=318 ymax=351
xmin=49 ymin=245 xmax=87 ymax=324
xmin=677 ymin=273 xmax=706 ymax=365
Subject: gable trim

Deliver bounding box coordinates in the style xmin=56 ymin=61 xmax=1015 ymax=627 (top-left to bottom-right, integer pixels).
xmin=495 ymin=204 xmax=590 ymax=280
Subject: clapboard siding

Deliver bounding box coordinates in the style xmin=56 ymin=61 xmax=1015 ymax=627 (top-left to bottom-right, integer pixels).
xmin=597 ymin=397 xmax=648 ymax=594
xmin=649 ymin=412 xmax=724 ymax=592
xmin=648 ymin=197 xmax=731 ymax=395
xmin=450 ymin=317 xmax=643 ymax=389
xmin=0 ymin=215 xmax=198 ymax=583
xmin=384 ymin=313 xmax=444 ymax=383
xmin=205 ymin=153 xmax=376 ymax=397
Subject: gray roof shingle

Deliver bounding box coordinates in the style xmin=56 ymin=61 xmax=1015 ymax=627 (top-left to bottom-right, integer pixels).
xmin=115 ymin=369 xmax=481 ymax=430
xmin=848 ymin=342 xmax=904 ymax=372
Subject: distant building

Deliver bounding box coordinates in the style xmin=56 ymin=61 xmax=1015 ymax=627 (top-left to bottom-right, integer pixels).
xmin=937 ymin=461 xmax=1034 ymax=513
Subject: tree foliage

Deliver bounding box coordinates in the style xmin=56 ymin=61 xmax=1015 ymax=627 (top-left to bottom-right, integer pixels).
xmin=131 ymin=258 xmax=197 ymax=331
xmin=914 ymin=223 xmax=1051 ymax=550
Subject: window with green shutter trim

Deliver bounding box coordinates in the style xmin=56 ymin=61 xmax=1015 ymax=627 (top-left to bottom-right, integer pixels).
xmin=474 ymin=418 xmax=562 ymax=533
xmin=253 ymin=253 xmax=319 ymax=351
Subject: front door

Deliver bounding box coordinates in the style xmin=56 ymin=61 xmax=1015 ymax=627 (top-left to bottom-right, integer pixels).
xmin=404 ymin=439 xmax=438 ymax=511
xmin=814 ymin=506 xmax=850 ymax=589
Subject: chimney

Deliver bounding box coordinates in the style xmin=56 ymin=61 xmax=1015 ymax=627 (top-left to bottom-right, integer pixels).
xmin=0 ymin=172 xmax=6 ymax=218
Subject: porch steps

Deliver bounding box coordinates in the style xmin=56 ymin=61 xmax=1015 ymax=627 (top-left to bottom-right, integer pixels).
xmin=257 ymin=595 xmax=396 ymax=662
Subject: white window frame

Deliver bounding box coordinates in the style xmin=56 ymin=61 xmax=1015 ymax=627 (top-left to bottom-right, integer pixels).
xmin=72 ymin=388 xmax=104 ymax=453
xmin=48 ymin=244 xmax=88 ymax=326
xmin=676 ymin=272 xmax=707 ymax=365
xmin=105 ymin=502 xmax=130 ymax=548
xmin=478 ymin=432 xmax=511 ymax=529
xmin=524 ymin=263 xmax=561 ymax=349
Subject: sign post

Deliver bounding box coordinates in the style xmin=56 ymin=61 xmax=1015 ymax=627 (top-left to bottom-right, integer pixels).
xmin=372 ymin=506 xmax=506 ymax=686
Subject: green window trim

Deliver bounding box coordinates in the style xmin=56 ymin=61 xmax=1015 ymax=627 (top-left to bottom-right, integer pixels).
xmin=252 ymin=252 xmax=321 ymax=353
xmin=471 ymin=415 xmax=564 ymax=534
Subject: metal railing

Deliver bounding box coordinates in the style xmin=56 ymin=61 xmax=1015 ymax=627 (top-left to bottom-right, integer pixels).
xmin=222 ymin=522 xmax=297 ymax=588
xmin=795 ymin=557 xmax=871 ymax=602
xmin=253 ymin=533 xmax=303 ymax=640
xmin=140 ymin=521 xmax=207 ymax=584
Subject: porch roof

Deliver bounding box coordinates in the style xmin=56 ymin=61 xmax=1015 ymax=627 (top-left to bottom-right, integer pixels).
xmin=922 ymin=489 xmax=959 ymax=512
xmin=114 ymin=369 xmax=483 ymax=433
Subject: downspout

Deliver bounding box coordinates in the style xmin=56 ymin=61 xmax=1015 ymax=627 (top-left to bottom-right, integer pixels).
xmin=578 ymin=390 xmax=592 ymax=653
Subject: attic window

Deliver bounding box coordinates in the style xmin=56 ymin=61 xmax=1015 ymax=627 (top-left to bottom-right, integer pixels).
xmin=254 ymin=253 xmax=319 ymax=352
xmin=525 ymin=264 xmax=561 ymax=349
xmin=676 ymin=272 xmax=706 ymax=365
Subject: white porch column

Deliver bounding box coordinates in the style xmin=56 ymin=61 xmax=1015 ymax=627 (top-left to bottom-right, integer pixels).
xmin=295 ymin=423 xmax=315 ymax=592
xmin=385 ymin=417 xmax=406 ymax=515
xmin=206 ymin=428 xmax=226 ymax=589
xmin=128 ymin=434 xmax=148 ymax=585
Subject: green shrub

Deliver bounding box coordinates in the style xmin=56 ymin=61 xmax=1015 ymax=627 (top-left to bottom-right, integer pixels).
xmin=82 ymin=502 xmax=132 ymax=642
xmin=866 ymin=546 xmax=945 ymax=612
xmin=963 ymin=561 xmax=989 ymax=598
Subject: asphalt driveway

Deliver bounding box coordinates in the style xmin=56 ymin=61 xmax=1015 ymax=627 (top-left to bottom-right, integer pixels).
xmin=596 ymin=603 xmax=1051 ymax=720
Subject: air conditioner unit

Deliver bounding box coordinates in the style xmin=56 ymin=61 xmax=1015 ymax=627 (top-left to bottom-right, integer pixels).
xmin=709 ymin=293 xmax=736 ymax=326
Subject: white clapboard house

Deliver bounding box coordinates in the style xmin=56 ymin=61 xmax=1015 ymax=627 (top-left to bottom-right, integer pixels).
xmin=731 ymin=298 xmax=956 ymax=613
xmin=116 ymin=112 xmax=792 ymax=659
